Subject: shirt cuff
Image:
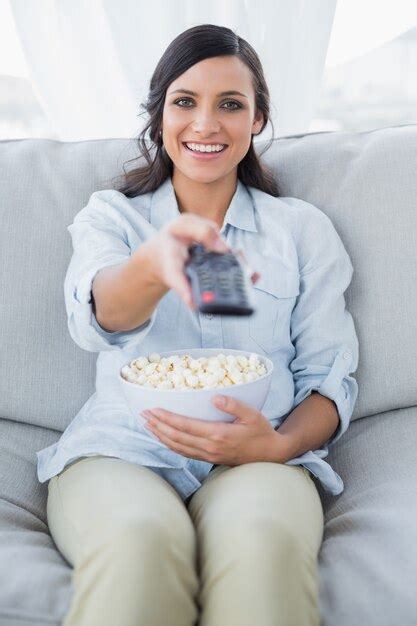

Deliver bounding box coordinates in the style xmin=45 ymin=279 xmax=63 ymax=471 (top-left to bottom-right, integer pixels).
xmin=292 ymin=346 xmax=359 ymax=447
xmin=68 ymin=260 xmax=157 ymax=352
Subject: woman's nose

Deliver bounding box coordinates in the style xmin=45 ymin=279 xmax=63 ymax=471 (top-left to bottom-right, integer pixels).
xmin=192 ymin=116 xmax=221 ymax=134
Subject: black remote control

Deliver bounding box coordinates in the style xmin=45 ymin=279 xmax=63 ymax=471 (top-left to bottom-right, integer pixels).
xmin=184 ymin=243 xmax=255 ymax=315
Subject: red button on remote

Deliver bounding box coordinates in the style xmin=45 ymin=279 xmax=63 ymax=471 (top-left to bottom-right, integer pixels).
xmin=202 ymin=291 xmax=215 ymax=302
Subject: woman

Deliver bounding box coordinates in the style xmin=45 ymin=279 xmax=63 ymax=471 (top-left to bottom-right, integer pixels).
xmin=38 ymin=23 xmax=359 ymax=626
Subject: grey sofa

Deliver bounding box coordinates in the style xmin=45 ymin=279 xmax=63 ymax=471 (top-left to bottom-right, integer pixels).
xmin=1 ymin=123 xmax=416 ymax=625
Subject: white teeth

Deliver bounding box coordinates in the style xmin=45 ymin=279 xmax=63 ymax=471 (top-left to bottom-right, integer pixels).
xmin=185 ymin=142 xmax=226 ymax=153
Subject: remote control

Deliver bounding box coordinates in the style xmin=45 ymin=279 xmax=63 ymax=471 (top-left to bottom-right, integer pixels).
xmin=184 ymin=243 xmax=255 ymax=315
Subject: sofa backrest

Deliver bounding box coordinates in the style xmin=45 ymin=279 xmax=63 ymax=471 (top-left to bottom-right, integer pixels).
xmin=1 ymin=124 xmax=416 ymax=432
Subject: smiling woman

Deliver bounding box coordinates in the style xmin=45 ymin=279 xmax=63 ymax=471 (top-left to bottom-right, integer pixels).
xmin=40 ymin=23 xmax=354 ymax=626
xmin=112 ymin=23 xmax=281 ymax=202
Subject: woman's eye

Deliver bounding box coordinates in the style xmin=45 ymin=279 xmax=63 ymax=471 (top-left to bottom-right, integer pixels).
xmin=223 ymin=101 xmax=241 ymax=110
xmin=173 ymin=98 xmax=241 ymax=110
xmin=174 ymin=98 xmax=193 ymax=107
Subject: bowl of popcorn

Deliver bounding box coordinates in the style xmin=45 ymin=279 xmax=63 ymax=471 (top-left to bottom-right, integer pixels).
xmin=119 ymin=348 xmax=273 ymax=425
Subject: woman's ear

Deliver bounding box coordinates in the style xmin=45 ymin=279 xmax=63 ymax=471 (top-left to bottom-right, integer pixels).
xmin=252 ymin=110 xmax=264 ymax=135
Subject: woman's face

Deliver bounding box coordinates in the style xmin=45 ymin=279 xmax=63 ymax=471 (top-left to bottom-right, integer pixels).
xmin=161 ymin=56 xmax=264 ymax=184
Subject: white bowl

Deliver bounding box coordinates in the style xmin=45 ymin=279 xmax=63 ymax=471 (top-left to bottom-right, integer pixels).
xmin=119 ymin=348 xmax=273 ymax=428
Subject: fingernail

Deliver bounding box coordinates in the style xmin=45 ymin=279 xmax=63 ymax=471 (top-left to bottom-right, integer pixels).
xmin=215 ymin=395 xmax=226 ymax=406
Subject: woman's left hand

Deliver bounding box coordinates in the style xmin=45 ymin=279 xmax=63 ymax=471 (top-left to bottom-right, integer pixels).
xmin=140 ymin=395 xmax=290 ymax=466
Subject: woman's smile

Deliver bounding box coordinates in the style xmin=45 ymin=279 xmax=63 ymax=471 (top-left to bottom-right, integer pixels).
xmin=182 ymin=142 xmax=230 ymax=161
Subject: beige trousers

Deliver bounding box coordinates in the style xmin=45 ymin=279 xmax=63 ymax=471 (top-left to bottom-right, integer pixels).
xmin=47 ymin=455 xmax=324 ymax=626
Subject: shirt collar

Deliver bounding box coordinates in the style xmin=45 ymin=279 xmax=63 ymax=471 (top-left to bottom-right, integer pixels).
xmin=149 ymin=176 xmax=258 ymax=235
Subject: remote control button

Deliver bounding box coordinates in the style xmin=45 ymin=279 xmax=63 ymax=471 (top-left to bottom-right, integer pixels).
xmin=202 ymin=291 xmax=215 ymax=302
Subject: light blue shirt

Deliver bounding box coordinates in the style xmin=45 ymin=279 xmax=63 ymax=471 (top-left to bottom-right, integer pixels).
xmin=36 ymin=176 xmax=359 ymax=500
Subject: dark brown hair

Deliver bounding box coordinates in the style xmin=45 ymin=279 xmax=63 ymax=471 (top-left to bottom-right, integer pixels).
xmin=112 ymin=23 xmax=281 ymax=197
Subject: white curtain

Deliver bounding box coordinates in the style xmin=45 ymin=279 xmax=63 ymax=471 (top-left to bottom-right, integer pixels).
xmin=10 ymin=0 xmax=336 ymax=141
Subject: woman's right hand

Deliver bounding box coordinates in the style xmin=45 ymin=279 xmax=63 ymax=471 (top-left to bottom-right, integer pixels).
xmin=145 ymin=213 xmax=231 ymax=310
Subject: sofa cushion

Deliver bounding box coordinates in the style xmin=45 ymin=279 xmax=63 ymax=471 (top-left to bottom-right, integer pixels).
xmin=1 ymin=404 xmax=416 ymax=625
xmin=260 ymin=124 xmax=417 ymax=421
xmin=0 ymin=498 xmax=71 ymax=626
xmin=317 ymin=404 xmax=417 ymax=625
xmin=0 ymin=126 xmax=416 ymax=433
xmin=0 ymin=418 xmax=71 ymax=625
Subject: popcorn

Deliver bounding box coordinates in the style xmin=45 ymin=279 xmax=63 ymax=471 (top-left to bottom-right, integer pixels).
xmin=121 ymin=352 xmax=266 ymax=391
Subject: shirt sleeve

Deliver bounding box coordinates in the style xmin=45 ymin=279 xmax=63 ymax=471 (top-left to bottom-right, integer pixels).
xmin=64 ymin=190 xmax=158 ymax=353
xmin=289 ymin=201 xmax=359 ymax=448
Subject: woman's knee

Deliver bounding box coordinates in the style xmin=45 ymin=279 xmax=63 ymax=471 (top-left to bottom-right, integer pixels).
xmin=190 ymin=462 xmax=323 ymax=553
xmin=47 ymin=458 xmax=197 ymax=566
xmin=219 ymin=515 xmax=313 ymax=558
xmin=101 ymin=515 xmax=196 ymax=562
xmin=106 ymin=509 xmax=197 ymax=560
